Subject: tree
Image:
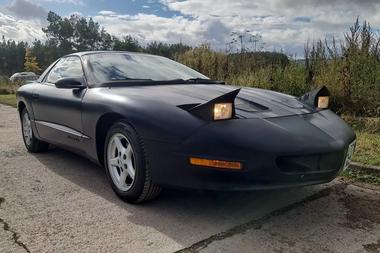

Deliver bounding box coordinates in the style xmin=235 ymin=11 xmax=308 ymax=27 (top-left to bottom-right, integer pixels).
xmin=0 ymin=37 xmax=27 ymax=76
xmin=145 ymin=41 xmax=191 ymax=59
xmin=42 ymin=11 xmax=114 ymax=53
xmin=113 ymin=35 xmax=142 ymax=52
xmin=24 ymin=48 xmax=41 ymax=73
xmin=42 ymin=11 xmax=74 ymax=55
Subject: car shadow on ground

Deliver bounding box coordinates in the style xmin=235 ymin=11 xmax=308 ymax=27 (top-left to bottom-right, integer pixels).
xmin=33 ymin=147 xmax=326 ymax=247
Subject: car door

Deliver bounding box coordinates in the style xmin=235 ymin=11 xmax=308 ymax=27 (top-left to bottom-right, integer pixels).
xmin=32 ymin=56 xmax=88 ymax=152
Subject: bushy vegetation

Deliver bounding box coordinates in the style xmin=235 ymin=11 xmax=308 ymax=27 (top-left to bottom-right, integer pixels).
xmin=304 ymin=19 xmax=380 ymax=117
xmin=176 ymin=45 xmax=307 ymax=96
xmin=175 ymin=19 xmax=380 ymax=117
xmin=0 ymin=76 xmax=17 ymax=94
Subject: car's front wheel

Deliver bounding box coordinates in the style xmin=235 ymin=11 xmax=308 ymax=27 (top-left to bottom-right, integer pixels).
xmin=104 ymin=121 xmax=162 ymax=203
xmin=20 ymin=108 xmax=49 ymax=153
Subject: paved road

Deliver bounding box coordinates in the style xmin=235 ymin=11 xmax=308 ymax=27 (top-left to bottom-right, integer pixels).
xmin=0 ymin=104 xmax=379 ymax=253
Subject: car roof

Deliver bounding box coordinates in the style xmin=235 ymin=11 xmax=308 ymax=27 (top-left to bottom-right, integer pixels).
xmin=13 ymin=72 xmax=36 ymax=76
xmin=66 ymin=51 xmax=156 ymax=57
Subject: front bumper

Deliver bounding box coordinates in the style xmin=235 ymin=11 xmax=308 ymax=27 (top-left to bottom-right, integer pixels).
xmin=145 ymin=110 xmax=356 ymax=191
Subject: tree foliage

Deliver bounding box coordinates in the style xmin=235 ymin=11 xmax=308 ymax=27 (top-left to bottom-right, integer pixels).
xmin=42 ymin=11 xmax=113 ymax=54
xmin=24 ymin=48 xmax=41 ymax=73
xmin=112 ymin=35 xmax=142 ymax=52
xmin=0 ymin=36 xmax=27 ymax=75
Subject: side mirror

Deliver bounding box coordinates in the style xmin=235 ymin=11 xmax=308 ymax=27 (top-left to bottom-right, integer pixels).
xmin=55 ymin=77 xmax=86 ymax=89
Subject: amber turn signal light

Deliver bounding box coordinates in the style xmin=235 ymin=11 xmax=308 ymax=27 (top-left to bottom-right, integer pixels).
xmin=189 ymin=157 xmax=242 ymax=170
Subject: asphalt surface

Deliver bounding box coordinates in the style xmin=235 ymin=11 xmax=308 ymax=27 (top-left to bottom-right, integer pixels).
xmin=0 ymin=104 xmax=379 ymax=253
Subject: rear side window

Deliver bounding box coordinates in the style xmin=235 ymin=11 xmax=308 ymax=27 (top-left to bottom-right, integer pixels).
xmin=46 ymin=57 xmax=84 ymax=83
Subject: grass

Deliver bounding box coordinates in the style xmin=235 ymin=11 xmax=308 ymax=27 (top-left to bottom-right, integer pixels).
xmin=342 ymin=115 xmax=380 ymax=134
xmin=352 ymin=132 xmax=380 ymax=166
xmin=341 ymin=168 xmax=380 ymax=186
xmin=0 ymin=94 xmax=16 ymax=107
xmin=0 ymin=79 xmax=18 ymax=95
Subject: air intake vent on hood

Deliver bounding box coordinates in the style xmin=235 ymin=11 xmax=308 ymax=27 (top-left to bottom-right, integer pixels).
xmin=177 ymin=103 xmax=201 ymax=111
xmin=235 ymin=98 xmax=268 ymax=112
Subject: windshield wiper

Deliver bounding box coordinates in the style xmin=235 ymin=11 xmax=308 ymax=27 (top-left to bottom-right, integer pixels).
xmin=98 ymin=78 xmax=224 ymax=87
xmin=99 ymin=79 xmax=185 ymax=87
xmin=183 ymin=78 xmax=224 ymax=84
xmin=110 ymin=78 xmax=154 ymax=82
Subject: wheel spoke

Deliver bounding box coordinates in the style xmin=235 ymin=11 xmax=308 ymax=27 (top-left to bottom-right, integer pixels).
xmin=124 ymin=144 xmax=135 ymax=179
xmin=126 ymin=144 xmax=133 ymax=159
xmin=119 ymin=170 xmax=128 ymax=184
xmin=126 ymin=162 xmax=135 ymax=179
xmin=109 ymin=157 xmax=119 ymax=167
xmin=114 ymin=136 xmax=125 ymax=153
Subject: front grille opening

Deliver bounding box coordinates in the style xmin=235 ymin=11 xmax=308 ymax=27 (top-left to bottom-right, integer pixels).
xmin=276 ymin=152 xmax=345 ymax=175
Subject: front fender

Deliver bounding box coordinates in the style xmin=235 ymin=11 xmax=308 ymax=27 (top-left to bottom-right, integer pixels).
xmin=81 ymin=87 xmax=207 ymax=162
xmin=16 ymin=83 xmax=41 ymax=138
xmin=82 ymin=87 xmax=207 ymax=142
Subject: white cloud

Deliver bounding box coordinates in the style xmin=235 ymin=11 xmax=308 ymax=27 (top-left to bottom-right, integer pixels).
xmin=0 ymin=12 xmax=45 ymax=42
xmin=98 ymin=10 xmax=117 ymax=16
xmin=1 ymin=0 xmax=380 ymax=55
xmin=5 ymin=0 xmax=47 ymax=19
xmin=159 ymin=0 xmax=380 ymax=54
xmin=93 ymin=12 xmax=222 ymax=46
xmin=92 ymin=0 xmax=380 ymax=55
xmin=39 ymin=0 xmax=84 ymax=5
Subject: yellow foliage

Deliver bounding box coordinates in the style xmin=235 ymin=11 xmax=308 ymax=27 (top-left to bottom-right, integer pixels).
xmin=24 ymin=48 xmax=41 ymax=73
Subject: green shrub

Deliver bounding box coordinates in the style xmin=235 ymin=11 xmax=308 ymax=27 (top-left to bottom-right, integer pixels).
xmin=0 ymin=75 xmax=20 ymax=94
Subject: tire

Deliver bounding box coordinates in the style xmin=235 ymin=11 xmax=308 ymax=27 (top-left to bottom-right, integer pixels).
xmin=104 ymin=120 xmax=162 ymax=203
xmin=20 ymin=108 xmax=49 ymax=153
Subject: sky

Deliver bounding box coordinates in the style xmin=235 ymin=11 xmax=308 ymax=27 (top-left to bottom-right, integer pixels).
xmin=0 ymin=0 xmax=380 ymax=56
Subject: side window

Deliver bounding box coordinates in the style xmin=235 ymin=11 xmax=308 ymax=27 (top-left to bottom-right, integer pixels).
xmin=38 ymin=60 xmax=58 ymax=83
xmin=46 ymin=57 xmax=84 ymax=83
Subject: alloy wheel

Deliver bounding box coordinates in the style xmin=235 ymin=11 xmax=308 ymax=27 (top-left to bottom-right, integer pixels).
xmin=107 ymin=133 xmax=136 ymax=191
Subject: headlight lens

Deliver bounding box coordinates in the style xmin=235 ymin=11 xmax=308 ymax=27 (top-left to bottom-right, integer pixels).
xmin=317 ymin=96 xmax=329 ymax=109
xmin=214 ymin=103 xmax=233 ymax=120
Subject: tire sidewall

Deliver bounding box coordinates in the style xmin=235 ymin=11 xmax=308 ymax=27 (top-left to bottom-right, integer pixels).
xmin=104 ymin=121 xmax=146 ymax=201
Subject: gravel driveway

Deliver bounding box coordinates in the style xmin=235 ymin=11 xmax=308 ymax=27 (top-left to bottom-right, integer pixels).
xmin=0 ymin=104 xmax=379 ymax=253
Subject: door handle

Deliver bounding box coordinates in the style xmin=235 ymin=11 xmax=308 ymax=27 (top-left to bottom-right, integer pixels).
xmin=32 ymin=93 xmax=40 ymax=100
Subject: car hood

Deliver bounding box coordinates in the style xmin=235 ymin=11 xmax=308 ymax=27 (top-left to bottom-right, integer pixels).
xmin=103 ymin=84 xmax=315 ymax=119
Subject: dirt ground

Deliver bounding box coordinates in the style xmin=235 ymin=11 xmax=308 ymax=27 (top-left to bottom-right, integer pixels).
xmin=0 ymin=104 xmax=379 ymax=253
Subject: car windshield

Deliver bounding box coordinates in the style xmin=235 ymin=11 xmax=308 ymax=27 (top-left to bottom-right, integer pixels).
xmin=83 ymin=52 xmax=209 ymax=84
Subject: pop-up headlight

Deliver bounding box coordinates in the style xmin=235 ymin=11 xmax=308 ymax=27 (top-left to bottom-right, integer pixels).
xmin=179 ymin=89 xmax=240 ymax=121
xmin=214 ymin=103 xmax=233 ymax=120
xmin=317 ymin=96 xmax=329 ymax=109
xmin=299 ymin=86 xmax=330 ymax=110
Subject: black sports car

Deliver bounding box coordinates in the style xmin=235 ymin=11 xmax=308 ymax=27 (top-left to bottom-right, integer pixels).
xmin=17 ymin=51 xmax=356 ymax=203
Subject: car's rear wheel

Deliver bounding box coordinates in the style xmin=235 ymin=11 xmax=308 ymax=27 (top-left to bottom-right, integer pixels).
xmin=21 ymin=108 xmax=49 ymax=153
xmin=104 ymin=121 xmax=162 ymax=203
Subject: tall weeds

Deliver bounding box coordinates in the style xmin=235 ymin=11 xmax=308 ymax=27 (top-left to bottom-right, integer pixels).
xmin=176 ymin=19 xmax=380 ymax=117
